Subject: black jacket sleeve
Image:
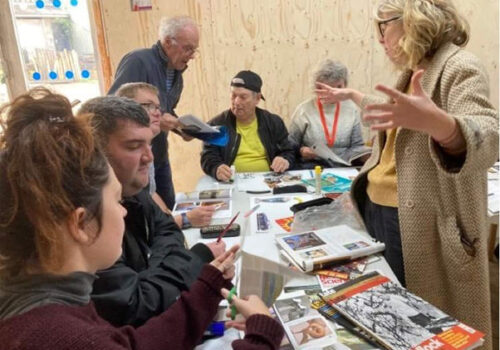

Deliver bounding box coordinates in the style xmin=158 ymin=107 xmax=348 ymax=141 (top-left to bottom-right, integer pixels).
xmin=200 ymin=114 xmax=228 ymax=178
xmin=269 ymin=114 xmax=296 ymax=169
xmin=92 ymin=192 xmax=209 ymax=327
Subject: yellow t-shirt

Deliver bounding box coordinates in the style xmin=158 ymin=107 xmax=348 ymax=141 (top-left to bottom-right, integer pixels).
xmin=366 ymin=128 xmax=399 ymax=207
xmin=366 ymin=83 xmax=413 ymax=208
xmin=233 ymin=118 xmax=270 ymax=172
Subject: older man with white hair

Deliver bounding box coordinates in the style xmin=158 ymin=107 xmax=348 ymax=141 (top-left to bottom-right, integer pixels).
xmin=108 ymin=16 xmax=199 ymax=227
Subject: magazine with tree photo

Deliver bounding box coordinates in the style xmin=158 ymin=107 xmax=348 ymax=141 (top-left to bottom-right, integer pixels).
xmin=320 ymin=271 xmax=485 ymax=350
xmin=275 ymin=225 xmax=385 ymax=272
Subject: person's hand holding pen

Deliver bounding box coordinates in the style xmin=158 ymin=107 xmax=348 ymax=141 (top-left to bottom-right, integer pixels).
xmin=216 ymin=164 xmax=232 ymax=182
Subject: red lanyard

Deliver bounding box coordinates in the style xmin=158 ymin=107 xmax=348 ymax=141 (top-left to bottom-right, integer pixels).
xmin=316 ymin=98 xmax=340 ymax=147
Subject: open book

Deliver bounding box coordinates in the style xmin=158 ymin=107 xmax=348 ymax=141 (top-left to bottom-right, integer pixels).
xmin=312 ymin=142 xmax=371 ymax=167
xmin=320 ymin=271 xmax=485 ymax=350
xmin=173 ymin=189 xmax=232 ymax=219
xmin=275 ymin=225 xmax=385 ymax=272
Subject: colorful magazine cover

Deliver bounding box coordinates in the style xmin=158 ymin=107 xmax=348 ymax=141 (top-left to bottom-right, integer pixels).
xmin=275 ymin=216 xmax=294 ymax=232
xmin=320 ymin=272 xmax=484 ymax=350
xmin=301 ymin=173 xmax=352 ymax=193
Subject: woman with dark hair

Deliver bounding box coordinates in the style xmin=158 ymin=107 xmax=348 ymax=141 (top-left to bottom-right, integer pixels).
xmin=0 ymin=87 xmax=283 ymax=349
xmin=316 ymin=1 xmax=497 ymax=348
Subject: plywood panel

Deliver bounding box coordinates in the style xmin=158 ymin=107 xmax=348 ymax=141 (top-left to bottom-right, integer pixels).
xmin=99 ymin=0 xmax=499 ymax=192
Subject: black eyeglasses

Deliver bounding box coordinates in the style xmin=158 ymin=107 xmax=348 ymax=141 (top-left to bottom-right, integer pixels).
xmin=140 ymin=102 xmax=162 ymax=114
xmin=377 ymin=16 xmax=401 ymax=38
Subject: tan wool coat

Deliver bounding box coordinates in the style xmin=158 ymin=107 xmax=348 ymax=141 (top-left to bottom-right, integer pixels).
xmin=351 ymin=42 xmax=498 ymax=350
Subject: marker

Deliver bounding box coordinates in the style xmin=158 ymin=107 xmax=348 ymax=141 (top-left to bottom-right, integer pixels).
xmin=244 ymin=204 xmax=261 ymax=218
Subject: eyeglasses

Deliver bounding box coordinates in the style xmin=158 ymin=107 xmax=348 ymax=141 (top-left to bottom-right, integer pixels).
xmin=140 ymin=102 xmax=162 ymax=114
xmin=171 ymin=38 xmax=199 ymax=56
xmin=377 ymin=16 xmax=401 ymax=38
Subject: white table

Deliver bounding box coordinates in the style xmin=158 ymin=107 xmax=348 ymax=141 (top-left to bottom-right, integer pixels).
xmin=183 ymin=168 xmax=398 ymax=281
xmin=188 ymin=169 xmax=398 ymax=349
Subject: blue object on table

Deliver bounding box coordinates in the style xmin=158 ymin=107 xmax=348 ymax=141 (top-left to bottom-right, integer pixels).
xmin=204 ymin=321 xmax=225 ymax=337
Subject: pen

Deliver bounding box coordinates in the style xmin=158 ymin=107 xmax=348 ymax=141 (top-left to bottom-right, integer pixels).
xmin=216 ymin=211 xmax=240 ymax=243
xmin=244 ymin=204 xmax=260 ymax=218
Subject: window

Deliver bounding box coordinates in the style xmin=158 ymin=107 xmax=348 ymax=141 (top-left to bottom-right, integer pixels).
xmin=10 ymin=0 xmax=101 ymax=103
xmin=0 ymin=52 xmax=9 ymax=106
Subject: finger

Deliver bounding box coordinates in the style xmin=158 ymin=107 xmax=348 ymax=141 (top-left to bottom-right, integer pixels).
xmin=225 ymin=321 xmax=246 ymax=330
xmin=220 ymin=288 xmax=230 ymax=299
xmin=364 ymin=103 xmax=395 ymax=112
xmin=370 ymin=121 xmax=394 ymax=131
xmin=228 ymin=244 xmax=240 ymax=254
xmin=411 ymin=69 xmax=425 ymax=96
xmin=215 ymin=250 xmax=233 ymax=264
xmin=315 ymin=82 xmax=331 ymax=89
xmin=374 ymin=84 xmax=405 ymax=101
xmin=363 ymin=112 xmax=394 ymax=123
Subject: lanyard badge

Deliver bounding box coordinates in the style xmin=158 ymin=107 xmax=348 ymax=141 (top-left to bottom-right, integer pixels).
xmin=316 ymin=98 xmax=341 ymax=148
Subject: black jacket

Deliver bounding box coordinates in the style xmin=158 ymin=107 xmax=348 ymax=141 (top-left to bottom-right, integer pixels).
xmin=91 ymin=189 xmax=213 ymax=327
xmin=201 ymin=108 xmax=296 ymax=178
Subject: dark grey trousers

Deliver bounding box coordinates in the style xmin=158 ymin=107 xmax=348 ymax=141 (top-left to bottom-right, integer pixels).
xmin=363 ymin=197 xmax=406 ymax=287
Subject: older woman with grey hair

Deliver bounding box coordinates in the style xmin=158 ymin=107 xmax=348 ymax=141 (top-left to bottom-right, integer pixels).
xmin=289 ymin=59 xmax=370 ymax=169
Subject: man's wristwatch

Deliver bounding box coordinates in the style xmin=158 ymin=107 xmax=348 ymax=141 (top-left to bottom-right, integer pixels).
xmin=181 ymin=212 xmax=192 ymax=229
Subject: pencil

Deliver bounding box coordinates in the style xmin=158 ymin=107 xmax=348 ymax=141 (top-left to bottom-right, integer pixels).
xmin=216 ymin=211 xmax=240 ymax=243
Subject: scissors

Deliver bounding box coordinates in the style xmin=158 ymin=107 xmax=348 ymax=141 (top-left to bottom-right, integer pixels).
xmin=226 ymin=286 xmax=238 ymax=320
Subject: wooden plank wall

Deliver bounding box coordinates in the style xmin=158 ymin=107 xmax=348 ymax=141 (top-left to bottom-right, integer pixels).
xmin=99 ymin=0 xmax=499 ymax=192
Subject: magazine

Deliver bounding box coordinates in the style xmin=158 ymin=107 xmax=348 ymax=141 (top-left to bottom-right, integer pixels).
xmin=301 ymin=173 xmax=352 ymax=193
xmin=320 ymin=271 xmax=485 ymax=350
xmin=308 ymin=293 xmax=382 ymax=349
xmin=311 ymin=142 xmax=371 ymax=167
xmin=273 ymin=294 xmax=338 ymax=349
xmin=275 ymin=225 xmax=385 ymax=272
xmin=173 ymin=189 xmax=232 ymax=219
xmin=178 ymin=114 xmax=219 ymax=134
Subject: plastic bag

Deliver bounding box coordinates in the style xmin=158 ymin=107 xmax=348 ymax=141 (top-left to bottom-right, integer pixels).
xmin=291 ymin=193 xmax=365 ymax=233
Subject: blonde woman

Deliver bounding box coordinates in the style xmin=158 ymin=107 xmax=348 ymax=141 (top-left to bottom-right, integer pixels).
xmin=316 ymin=1 xmax=497 ymax=348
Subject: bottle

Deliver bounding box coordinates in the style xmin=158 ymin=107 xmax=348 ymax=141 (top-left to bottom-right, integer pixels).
xmin=314 ymin=165 xmax=322 ymax=195
xmin=230 ymin=165 xmax=236 ymax=183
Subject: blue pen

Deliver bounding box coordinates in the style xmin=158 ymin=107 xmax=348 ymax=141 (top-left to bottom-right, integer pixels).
xmin=309 ymin=170 xmax=314 ymax=178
